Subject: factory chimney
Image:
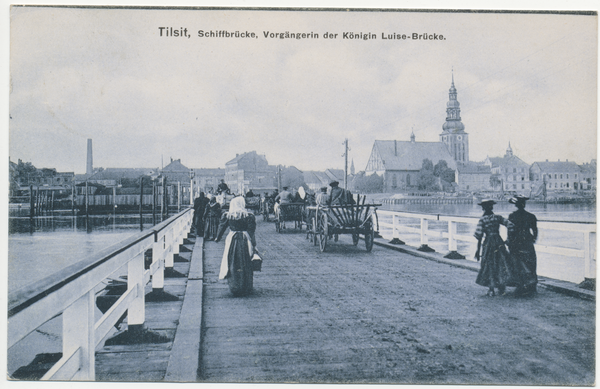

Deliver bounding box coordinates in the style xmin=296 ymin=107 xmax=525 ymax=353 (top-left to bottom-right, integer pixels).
xmin=86 ymin=139 xmax=93 ymax=176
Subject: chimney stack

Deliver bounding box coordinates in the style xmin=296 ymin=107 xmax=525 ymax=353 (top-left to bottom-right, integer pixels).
xmin=86 ymin=139 xmax=93 ymax=176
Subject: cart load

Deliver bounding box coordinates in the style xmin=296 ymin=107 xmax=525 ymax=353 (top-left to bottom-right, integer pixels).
xmin=309 ymin=194 xmax=380 ymax=252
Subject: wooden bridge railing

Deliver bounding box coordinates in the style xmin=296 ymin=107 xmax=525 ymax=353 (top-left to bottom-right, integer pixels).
xmin=376 ymin=210 xmax=596 ymax=283
xmin=7 ymin=208 xmax=194 ymax=381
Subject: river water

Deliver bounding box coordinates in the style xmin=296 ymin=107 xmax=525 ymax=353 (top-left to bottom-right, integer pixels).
xmin=8 ymin=214 xmax=159 ymax=293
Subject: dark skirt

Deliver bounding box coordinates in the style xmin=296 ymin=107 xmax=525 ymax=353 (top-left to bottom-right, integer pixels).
xmin=476 ymin=234 xmax=515 ymax=289
xmin=225 ymin=232 xmax=253 ymax=296
xmin=204 ymin=215 xmax=220 ymax=240
xmin=508 ymin=240 xmax=538 ymax=288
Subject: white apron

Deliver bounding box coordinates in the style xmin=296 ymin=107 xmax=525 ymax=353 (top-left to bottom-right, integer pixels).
xmin=219 ymin=230 xmax=254 ymax=280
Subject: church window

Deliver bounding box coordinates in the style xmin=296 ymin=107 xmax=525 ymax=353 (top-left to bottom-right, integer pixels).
xmin=513 ymin=175 xmax=516 ymax=181
xmin=575 ymin=173 xmax=578 ymax=179
xmin=566 ymin=182 xmax=569 ymax=188
xmin=554 ymin=174 xmax=557 ymax=179
xmin=521 ymin=176 xmax=524 ymax=181
xmin=560 ymin=174 xmax=563 ymax=179
xmin=457 ymin=136 xmax=462 ymax=140
xmin=513 ymin=168 xmax=516 ymax=173
xmin=407 ymin=174 xmax=411 ymax=186
xmin=392 ymin=174 xmax=397 ymax=188
xmin=521 ymin=184 xmax=525 ymax=189
xmin=512 ymin=184 xmax=516 ymax=189
xmin=566 ymin=174 xmax=569 ymax=179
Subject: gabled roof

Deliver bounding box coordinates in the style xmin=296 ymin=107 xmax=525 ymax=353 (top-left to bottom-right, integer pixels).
xmin=162 ymin=159 xmax=189 ymax=172
xmin=373 ymin=140 xmax=457 ymax=171
xmin=531 ymin=161 xmax=581 ymax=173
xmin=486 ymin=155 xmax=529 ymax=168
xmin=457 ymin=162 xmax=491 ymax=174
xmin=225 ymin=151 xmax=268 ymax=166
xmin=304 ymin=169 xmax=344 ymax=186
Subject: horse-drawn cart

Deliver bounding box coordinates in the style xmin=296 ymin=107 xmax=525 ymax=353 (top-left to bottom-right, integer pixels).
xmin=275 ymin=202 xmax=306 ymax=233
xmin=309 ymin=195 xmax=380 ymax=252
xmin=245 ymin=196 xmax=261 ymax=214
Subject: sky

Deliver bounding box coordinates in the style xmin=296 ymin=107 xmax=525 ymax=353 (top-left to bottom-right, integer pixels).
xmin=8 ymin=4 xmax=598 ymax=176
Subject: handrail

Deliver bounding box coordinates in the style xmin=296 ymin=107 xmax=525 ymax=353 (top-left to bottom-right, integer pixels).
xmin=8 ymin=207 xmax=194 ymax=380
xmin=8 ymin=207 xmax=192 ymax=316
xmin=376 ymin=209 xmax=596 ymax=283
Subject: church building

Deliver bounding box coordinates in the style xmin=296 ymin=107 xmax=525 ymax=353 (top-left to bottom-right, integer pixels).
xmin=364 ymin=74 xmax=467 ymax=192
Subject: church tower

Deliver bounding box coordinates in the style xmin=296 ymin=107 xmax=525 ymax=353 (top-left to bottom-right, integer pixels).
xmin=439 ymin=72 xmax=469 ymax=163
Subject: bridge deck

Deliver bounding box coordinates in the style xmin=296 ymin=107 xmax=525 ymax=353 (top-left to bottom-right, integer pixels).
xmin=199 ymin=219 xmax=595 ymax=385
xmin=92 ymin=217 xmax=594 ymax=385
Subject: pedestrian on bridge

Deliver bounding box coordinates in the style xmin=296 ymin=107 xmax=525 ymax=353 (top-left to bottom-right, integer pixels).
xmin=193 ymin=192 xmax=209 ymax=237
xmin=507 ymin=195 xmax=538 ymax=296
xmin=474 ymin=199 xmax=515 ymax=297
xmin=203 ymin=196 xmax=221 ymax=241
xmin=215 ymin=196 xmax=259 ymax=293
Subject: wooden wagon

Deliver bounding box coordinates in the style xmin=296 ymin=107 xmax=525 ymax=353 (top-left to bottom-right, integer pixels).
xmin=245 ymin=196 xmax=261 ymax=213
xmin=308 ymin=195 xmax=380 ymax=252
xmin=275 ymin=202 xmax=306 ymax=233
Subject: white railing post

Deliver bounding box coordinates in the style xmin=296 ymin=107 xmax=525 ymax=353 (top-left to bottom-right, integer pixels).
xmin=61 ymin=290 xmax=95 ymax=380
xmin=152 ymin=237 xmax=164 ymax=290
xmin=127 ymin=252 xmax=145 ymax=327
xmin=417 ymin=217 xmax=434 ymax=252
xmin=443 ymin=220 xmax=465 ymax=259
xmin=165 ymin=230 xmax=174 ymax=269
xmin=584 ymin=231 xmax=596 ymax=280
xmin=448 ymin=220 xmax=457 ymax=252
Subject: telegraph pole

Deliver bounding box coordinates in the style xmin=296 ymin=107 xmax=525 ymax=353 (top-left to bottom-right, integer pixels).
xmin=343 ymin=138 xmax=349 ymax=190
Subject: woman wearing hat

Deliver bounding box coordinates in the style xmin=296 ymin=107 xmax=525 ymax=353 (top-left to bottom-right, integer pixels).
xmin=507 ymin=195 xmax=538 ymax=296
xmin=474 ymin=199 xmax=515 ymax=296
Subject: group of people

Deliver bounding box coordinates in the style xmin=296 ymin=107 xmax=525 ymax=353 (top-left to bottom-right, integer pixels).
xmin=474 ymin=195 xmax=538 ymax=297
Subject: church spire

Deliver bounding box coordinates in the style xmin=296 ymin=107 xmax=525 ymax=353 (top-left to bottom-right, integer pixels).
xmin=410 ymin=130 xmax=415 ymax=142
xmin=505 ymin=142 xmax=513 ymax=157
xmin=440 ymin=71 xmax=469 ymax=163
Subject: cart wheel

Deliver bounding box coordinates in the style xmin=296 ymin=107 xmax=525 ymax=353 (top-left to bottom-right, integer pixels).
xmin=318 ymin=213 xmax=328 ymax=252
xmin=364 ymin=223 xmax=374 ymax=252
xmin=352 ymin=233 xmax=359 ymax=246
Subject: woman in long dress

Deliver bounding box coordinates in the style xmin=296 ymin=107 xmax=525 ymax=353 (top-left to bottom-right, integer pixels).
xmin=215 ymin=196 xmax=257 ymax=296
xmin=474 ymin=199 xmax=515 ymax=296
xmin=507 ymin=195 xmax=538 ymax=296
xmin=203 ymin=196 xmax=221 ymax=241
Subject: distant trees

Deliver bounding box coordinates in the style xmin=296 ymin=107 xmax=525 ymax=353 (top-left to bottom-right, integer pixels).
xmin=417 ymin=159 xmax=455 ymax=191
xmin=352 ymin=171 xmax=384 ymax=193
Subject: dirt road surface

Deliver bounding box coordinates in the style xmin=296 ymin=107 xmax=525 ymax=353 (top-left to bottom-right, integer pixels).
xmin=199 ymin=219 xmax=595 ymax=385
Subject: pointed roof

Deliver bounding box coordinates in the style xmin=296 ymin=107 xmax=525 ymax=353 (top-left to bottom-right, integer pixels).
xmin=531 ymin=160 xmax=581 ymax=173
xmin=162 ymin=159 xmax=189 ymax=172
xmin=442 ymin=71 xmax=465 ymax=134
xmin=372 ymin=140 xmax=457 ymax=171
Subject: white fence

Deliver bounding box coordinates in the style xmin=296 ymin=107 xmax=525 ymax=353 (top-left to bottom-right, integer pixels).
xmin=376 ymin=210 xmax=596 ymax=284
xmin=7 ymin=208 xmax=194 ymax=381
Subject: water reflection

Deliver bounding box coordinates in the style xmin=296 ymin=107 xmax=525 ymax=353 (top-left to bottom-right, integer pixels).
xmin=9 ymin=214 xmax=160 ymax=235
